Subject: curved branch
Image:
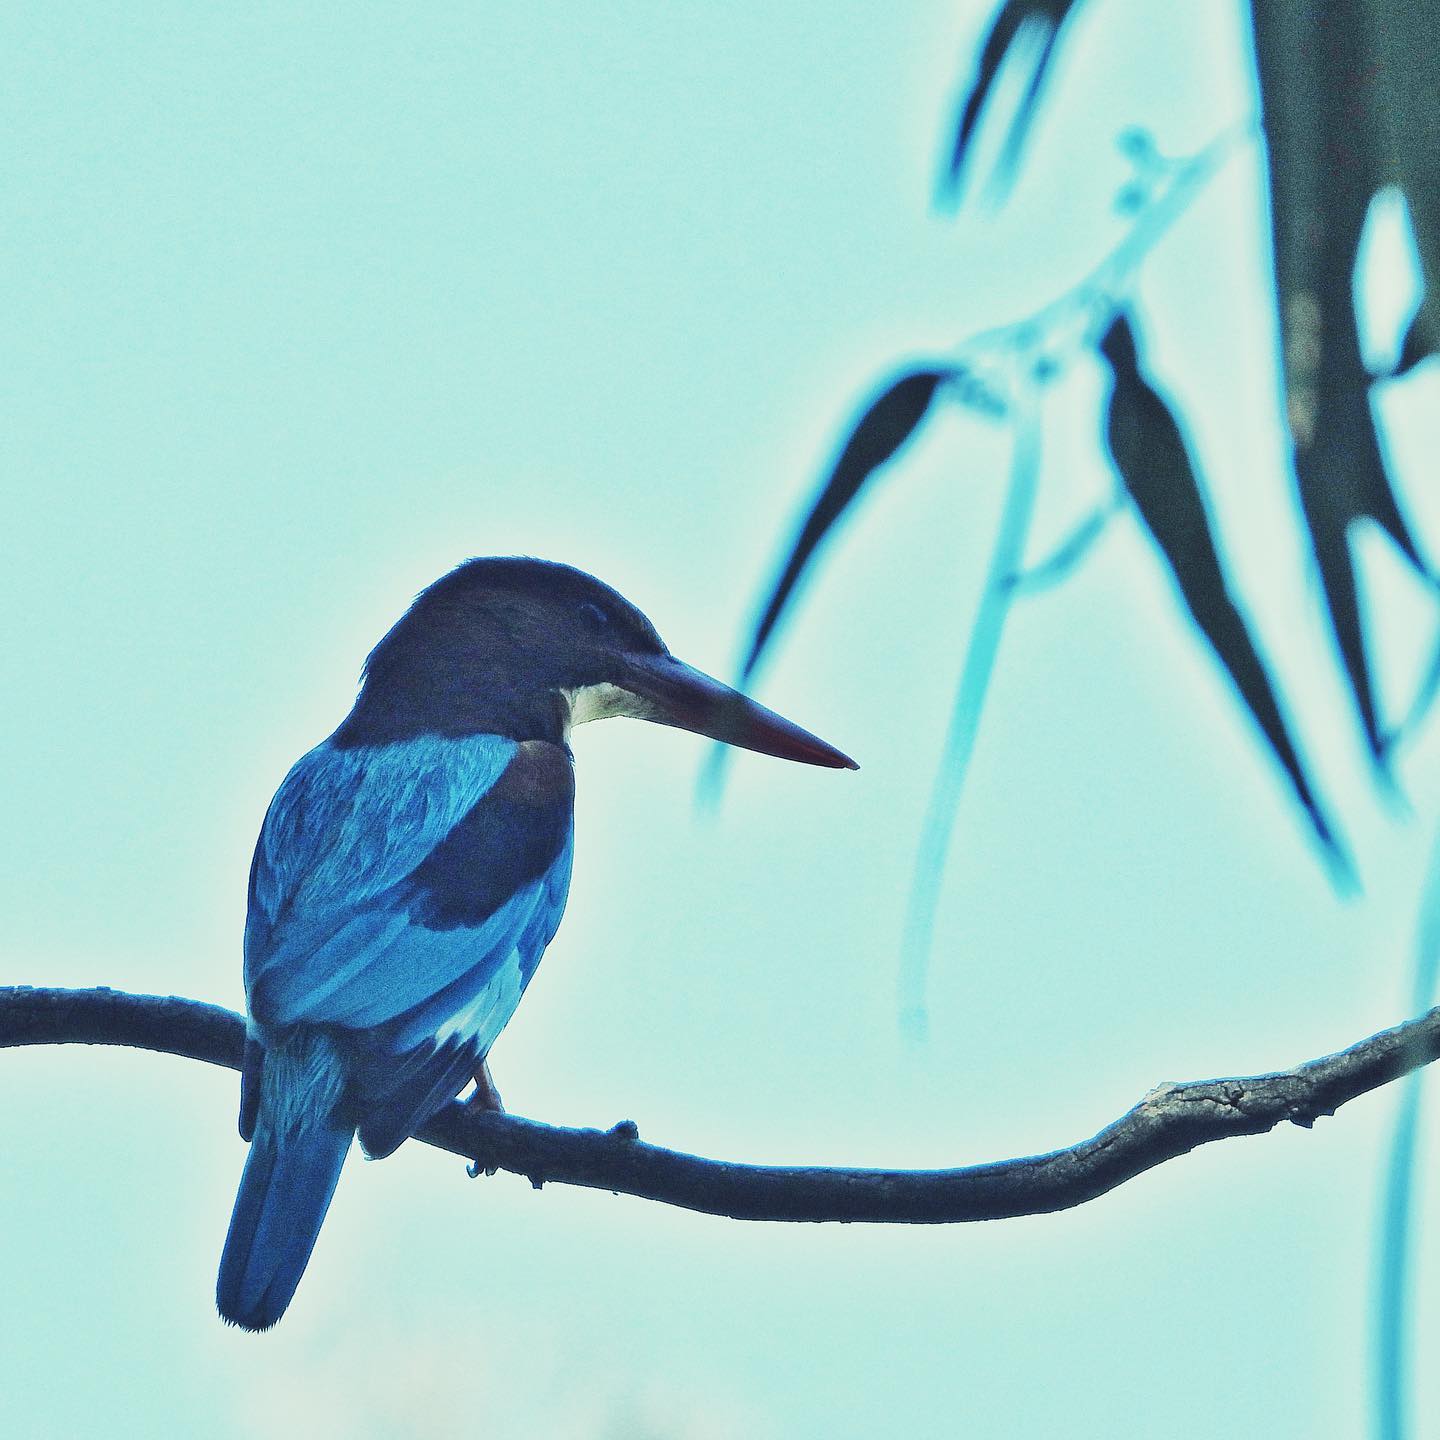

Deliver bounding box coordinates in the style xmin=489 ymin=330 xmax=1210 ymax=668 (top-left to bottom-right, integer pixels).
xmin=3 ymin=985 xmax=1435 ymax=1223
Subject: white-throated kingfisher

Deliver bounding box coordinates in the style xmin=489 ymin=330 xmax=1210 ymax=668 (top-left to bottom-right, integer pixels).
xmin=216 ymin=557 xmax=855 ymax=1330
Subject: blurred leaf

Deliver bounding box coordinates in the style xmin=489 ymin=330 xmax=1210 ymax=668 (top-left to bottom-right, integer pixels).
xmin=1389 ymin=306 xmax=1437 ymax=379
xmin=1386 ymin=629 xmax=1440 ymax=757
xmin=1251 ymin=1 xmax=1432 ymax=766
xmin=900 ymin=397 xmax=1043 ymax=1037
xmin=1099 ymin=312 xmax=1349 ymax=874
xmin=741 ymin=368 xmax=951 ymax=681
xmin=940 ymin=0 xmax=1083 ymax=204
xmin=1360 ymin=0 xmax=1440 ymax=366
xmin=1254 ymin=11 xmax=1439 ymax=1428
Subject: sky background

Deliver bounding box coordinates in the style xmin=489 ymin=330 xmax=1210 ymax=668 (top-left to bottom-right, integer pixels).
xmin=4 ymin=2 xmax=1440 ymax=1436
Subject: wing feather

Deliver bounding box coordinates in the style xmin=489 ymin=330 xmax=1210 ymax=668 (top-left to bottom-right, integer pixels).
xmin=243 ymin=732 xmax=574 ymax=1150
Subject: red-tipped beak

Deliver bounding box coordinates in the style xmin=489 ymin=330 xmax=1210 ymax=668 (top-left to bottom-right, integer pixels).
xmin=622 ymin=653 xmax=857 ymax=769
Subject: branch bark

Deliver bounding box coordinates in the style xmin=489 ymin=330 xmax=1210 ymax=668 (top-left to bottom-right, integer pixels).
xmin=3 ymin=985 xmax=1435 ymax=1223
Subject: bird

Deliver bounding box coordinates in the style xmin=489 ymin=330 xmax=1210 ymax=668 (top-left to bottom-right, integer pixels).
xmin=216 ymin=556 xmax=856 ymax=1331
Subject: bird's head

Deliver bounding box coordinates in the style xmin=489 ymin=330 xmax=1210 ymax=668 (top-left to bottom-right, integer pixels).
xmin=334 ymin=557 xmax=856 ymax=768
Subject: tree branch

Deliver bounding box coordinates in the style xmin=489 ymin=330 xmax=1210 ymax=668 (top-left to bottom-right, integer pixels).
xmin=3 ymin=985 xmax=1435 ymax=1223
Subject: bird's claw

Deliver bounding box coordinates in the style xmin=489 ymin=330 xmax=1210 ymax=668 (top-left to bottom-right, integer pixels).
xmin=467 ymin=1059 xmax=506 ymax=1114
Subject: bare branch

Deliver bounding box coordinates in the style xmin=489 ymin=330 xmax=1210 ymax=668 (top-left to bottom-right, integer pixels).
xmin=3 ymin=985 xmax=1436 ymax=1223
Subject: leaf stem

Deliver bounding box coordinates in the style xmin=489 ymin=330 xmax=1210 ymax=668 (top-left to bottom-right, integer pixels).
xmin=898 ymin=388 xmax=1043 ymax=1037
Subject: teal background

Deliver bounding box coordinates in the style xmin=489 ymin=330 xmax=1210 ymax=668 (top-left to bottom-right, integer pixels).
xmin=3 ymin=3 xmax=1440 ymax=1435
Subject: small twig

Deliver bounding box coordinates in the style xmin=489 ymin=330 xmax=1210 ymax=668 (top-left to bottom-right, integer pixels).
xmin=1382 ymin=614 xmax=1440 ymax=760
xmin=5 ymin=984 xmax=1440 ymax=1224
xmin=951 ymin=122 xmax=1253 ymax=385
xmin=897 ymin=385 xmax=1042 ymax=1039
xmin=1374 ymin=822 xmax=1440 ymax=1439
xmin=1003 ymin=493 xmax=1123 ymax=596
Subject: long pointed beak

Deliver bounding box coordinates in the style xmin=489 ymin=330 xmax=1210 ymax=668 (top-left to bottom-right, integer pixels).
xmin=621 ymin=653 xmax=858 ymax=769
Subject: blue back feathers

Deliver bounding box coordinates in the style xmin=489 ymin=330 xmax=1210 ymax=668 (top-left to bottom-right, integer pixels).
xmin=219 ymin=731 xmax=576 ymax=1329
xmin=246 ymin=734 xmax=518 ymax=955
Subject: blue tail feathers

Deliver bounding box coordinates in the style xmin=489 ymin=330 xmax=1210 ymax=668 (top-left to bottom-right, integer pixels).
xmin=217 ymin=1031 xmax=352 ymax=1332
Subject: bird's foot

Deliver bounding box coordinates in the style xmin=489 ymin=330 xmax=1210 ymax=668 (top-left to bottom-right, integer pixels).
xmin=466 ymin=1058 xmax=505 ymax=1115
xmin=463 ymin=1061 xmax=505 ymax=1176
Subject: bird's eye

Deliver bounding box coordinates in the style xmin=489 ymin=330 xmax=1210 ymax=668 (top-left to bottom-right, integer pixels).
xmin=578 ymin=601 xmax=611 ymax=633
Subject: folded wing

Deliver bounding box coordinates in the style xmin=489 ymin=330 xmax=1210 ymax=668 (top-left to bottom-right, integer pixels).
xmin=243 ymin=733 xmax=575 ymax=1157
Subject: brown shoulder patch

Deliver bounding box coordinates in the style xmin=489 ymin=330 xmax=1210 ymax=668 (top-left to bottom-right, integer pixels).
xmin=490 ymin=740 xmax=575 ymax=807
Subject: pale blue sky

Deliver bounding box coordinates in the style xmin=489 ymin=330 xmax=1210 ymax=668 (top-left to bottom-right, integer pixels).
xmin=4 ymin=3 xmax=1440 ymax=1437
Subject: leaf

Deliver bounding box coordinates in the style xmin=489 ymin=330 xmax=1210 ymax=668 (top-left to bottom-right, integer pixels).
xmin=741 ymin=368 xmax=950 ymax=681
xmin=939 ymin=0 xmax=1083 ymax=205
xmin=1098 ymin=312 xmax=1350 ymax=874
xmin=1251 ymin=0 xmax=1432 ymax=766
xmin=1358 ymin=0 xmax=1440 ymax=375
xmin=1389 ymin=305 xmax=1437 ymax=379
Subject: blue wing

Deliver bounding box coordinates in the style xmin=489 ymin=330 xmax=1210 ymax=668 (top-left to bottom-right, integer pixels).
xmin=242 ymin=733 xmax=575 ymax=1157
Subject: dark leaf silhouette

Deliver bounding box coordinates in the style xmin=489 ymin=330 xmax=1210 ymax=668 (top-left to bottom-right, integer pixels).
xmin=940 ymin=0 xmax=1083 ymax=204
xmin=1251 ymin=1 xmax=1432 ymax=766
xmin=742 ymin=368 xmax=951 ymax=680
xmin=1099 ymin=312 xmax=1348 ymax=873
xmin=1251 ymin=7 xmax=1440 ymax=1432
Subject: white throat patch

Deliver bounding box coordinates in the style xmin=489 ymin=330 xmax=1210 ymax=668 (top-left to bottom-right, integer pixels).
xmin=564 ymin=682 xmax=657 ymax=729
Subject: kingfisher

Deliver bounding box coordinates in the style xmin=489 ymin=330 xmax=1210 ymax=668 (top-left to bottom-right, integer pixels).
xmin=216 ymin=556 xmax=855 ymax=1330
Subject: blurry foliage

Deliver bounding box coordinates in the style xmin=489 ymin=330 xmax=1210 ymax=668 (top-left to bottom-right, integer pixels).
xmin=939 ymin=0 xmax=1081 ymax=204
xmin=1250 ymin=1 xmax=1436 ymax=772
xmin=739 ymin=118 xmax=1248 ymax=1024
xmin=741 ymin=369 xmax=953 ymax=682
xmin=1098 ymin=310 xmax=1349 ymax=880
xmin=733 ymin=5 xmax=1440 ymax=1437
xmin=741 ymin=0 xmax=1438 ymax=940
